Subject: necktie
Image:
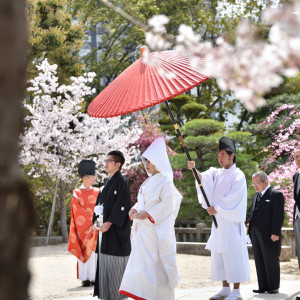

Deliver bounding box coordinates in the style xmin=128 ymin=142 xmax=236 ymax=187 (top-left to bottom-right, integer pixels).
xmin=257 ymin=193 xmax=262 ymax=201
xmin=255 ymin=193 xmax=261 ymax=209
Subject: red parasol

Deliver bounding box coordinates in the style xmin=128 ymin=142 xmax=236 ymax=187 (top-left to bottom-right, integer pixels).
xmin=88 ymin=46 xmax=208 ymax=118
xmin=88 ymin=47 xmax=218 ymax=228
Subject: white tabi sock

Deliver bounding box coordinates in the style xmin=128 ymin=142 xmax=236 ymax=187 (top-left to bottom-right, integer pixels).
xmin=217 ymin=287 xmax=231 ymax=296
xmin=210 ymin=287 xmax=231 ymax=300
xmin=229 ymin=289 xmax=241 ymax=297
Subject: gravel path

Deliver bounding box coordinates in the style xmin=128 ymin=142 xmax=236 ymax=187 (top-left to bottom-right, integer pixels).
xmin=28 ymin=244 xmax=300 ymax=300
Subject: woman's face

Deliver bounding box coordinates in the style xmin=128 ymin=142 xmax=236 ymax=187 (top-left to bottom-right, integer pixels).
xmin=144 ymin=158 xmax=159 ymax=175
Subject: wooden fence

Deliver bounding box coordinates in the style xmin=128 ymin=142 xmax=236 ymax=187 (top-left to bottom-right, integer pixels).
xmin=175 ymin=223 xmax=297 ymax=258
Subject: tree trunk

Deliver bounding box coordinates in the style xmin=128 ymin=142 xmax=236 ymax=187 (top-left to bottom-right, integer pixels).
xmin=0 ymin=1 xmax=35 ymax=300
xmin=46 ymin=177 xmax=59 ymax=245
xmin=237 ymin=109 xmax=248 ymax=131
xmin=59 ymin=181 xmax=69 ymax=243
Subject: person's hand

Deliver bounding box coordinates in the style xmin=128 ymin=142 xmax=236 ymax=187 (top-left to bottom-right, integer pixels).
xmin=271 ymin=234 xmax=279 ymax=242
xmin=207 ymin=206 xmax=217 ymax=215
xmin=129 ymin=208 xmax=138 ymax=219
xmin=99 ymin=222 xmax=112 ymax=233
xmin=92 ymin=222 xmax=99 ymax=231
xmin=134 ymin=210 xmax=148 ymax=220
xmin=187 ymin=161 xmax=202 ymax=181
xmin=187 ymin=161 xmax=195 ymax=170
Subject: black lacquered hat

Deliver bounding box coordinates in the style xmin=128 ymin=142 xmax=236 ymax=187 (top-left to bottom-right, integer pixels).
xmin=219 ymin=137 xmax=236 ymax=153
xmin=78 ymin=160 xmax=96 ymax=176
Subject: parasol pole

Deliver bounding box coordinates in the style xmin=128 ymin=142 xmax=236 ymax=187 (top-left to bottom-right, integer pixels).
xmin=164 ymin=101 xmax=218 ymax=228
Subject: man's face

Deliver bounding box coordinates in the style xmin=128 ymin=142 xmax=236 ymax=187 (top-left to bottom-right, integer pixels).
xmin=104 ymin=155 xmax=120 ymax=175
xmin=218 ymin=149 xmax=234 ymax=169
xmin=295 ymin=149 xmax=300 ymax=169
xmin=252 ymin=176 xmax=268 ymax=193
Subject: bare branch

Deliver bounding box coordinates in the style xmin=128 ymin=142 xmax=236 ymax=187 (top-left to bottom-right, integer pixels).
xmin=100 ymin=0 xmax=149 ymax=32
xmin=34 ymin=165 xmax=56 ymax=194
xmin=99 ymin=0 xmax=175 ymax=45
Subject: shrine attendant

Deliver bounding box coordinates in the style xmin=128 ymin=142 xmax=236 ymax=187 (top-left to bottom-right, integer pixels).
xmin=68 ymin=159 xmax=99 ymax=287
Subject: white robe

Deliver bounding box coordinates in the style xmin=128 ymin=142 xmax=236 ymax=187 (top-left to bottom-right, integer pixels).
xmin=196 ymin=164 xmax=250 ymax=283
xmin=119 ymin=173 xmax=182 ymax=300
xmin=77 ymin=251 xmax=97 ymax=281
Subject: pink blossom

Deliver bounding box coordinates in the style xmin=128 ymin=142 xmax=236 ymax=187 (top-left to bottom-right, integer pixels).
xmin=146 ymin=0 xmax=300 ymax=112
xmin=20 ymin=59 xmax=142 ymax=186
xmin=260 ymin=103 xmax=299 ymax=223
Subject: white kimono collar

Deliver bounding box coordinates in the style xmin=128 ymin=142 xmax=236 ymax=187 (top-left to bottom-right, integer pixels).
xmin=79 ymin=184 xmax=91 ymax=190
xmin=223 ymin=163 xmax=236 ymax=172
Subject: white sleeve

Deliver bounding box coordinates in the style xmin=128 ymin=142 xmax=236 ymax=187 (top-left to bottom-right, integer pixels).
xmin=145 ymin=182 xmax=177 ymax=225
xmin=214 ymin=173 xmax=247 ymax=222
xmin=132 ymin=202 xmax=138 ymax=210
xmin=94 ymin=204 xmax=104 ymax=216
xmin=195 ymin=167 xmax=217 ymax=209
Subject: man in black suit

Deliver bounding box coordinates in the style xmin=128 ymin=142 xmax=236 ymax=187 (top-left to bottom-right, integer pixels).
xmin=293 ymin=148 xmax=300 ymax=273
xmin=93 ymin=150 xmax=131 ymax=300
xmin=248 ymin=171 xmax=285 ymax=295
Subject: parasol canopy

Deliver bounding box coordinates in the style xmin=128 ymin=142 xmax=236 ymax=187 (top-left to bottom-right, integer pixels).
xmin=88 ymin=46 xmax=209 ymax=118
xmin=88 ymin=47 xmax=217 ymax=228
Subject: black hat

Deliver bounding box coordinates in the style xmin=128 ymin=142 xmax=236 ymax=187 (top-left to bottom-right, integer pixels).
xmin=78 ymin=160 xmax=96 ymax=176
xmin=219 ymin=137 xmax=236 ymax=153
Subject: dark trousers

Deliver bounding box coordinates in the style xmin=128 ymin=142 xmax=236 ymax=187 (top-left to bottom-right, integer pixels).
xmin=249 ymin=226 xmax=280 ymax=291
xmin=294 ymin=217 xmax=300 ymax=269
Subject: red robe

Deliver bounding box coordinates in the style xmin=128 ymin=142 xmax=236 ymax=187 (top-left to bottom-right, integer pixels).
xmin=68 ymin=187 xmax=99 ymax=263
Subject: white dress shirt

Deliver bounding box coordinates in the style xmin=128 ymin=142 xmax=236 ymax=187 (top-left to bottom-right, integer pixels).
xmin=260 ymin=184 xmax=271 ymax=198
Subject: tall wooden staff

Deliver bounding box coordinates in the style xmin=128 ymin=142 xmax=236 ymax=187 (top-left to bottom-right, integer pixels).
xmin=164 ymin=101 xmax=218 ymax=228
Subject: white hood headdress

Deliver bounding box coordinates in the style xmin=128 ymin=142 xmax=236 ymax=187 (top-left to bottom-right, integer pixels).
xmin=142 ymin=137 xmax=173 ymax=180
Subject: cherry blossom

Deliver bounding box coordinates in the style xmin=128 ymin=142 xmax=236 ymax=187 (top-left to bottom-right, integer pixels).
xmin=260 ymin=104 xmax=300 ymax=223
xmin=20 ymin=59 xmax=141 ymax=185
xmin=148 ymin=15 xmax=169 ymax=34
xmin=145 ymin=0 xmax=300 ymax=112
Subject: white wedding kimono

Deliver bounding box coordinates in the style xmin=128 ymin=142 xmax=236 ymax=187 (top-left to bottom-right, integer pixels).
xmin=196 ymin=164 xmax=250 ymax=283
xmin=119 ymin=137 xmax=182 ymax=300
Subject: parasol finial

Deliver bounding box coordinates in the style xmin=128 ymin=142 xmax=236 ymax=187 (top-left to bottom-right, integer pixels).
xmin=140 ymin=46 xmax=149 ymax=57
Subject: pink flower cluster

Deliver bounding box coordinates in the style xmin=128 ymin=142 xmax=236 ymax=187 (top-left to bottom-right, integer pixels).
xmin=146 ymin=1 xmax=300 ymax=112
xmin=269 ymin=162 xmax=297 ymax=223
xmin=131 ymin=112 xmax=175 ymax=155
xmin=260 ymin=104 xmax=299 ymax=223
xmin=261 ymin=104 xmax=296 ymax=128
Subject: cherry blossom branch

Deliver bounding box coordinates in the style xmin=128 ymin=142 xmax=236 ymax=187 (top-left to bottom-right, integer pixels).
xmin=20 ymin=59 xmax=142 ymax=199
xmin=99 ymin=0 xmax=300 ymax=112
xmin=260 ymin=103 xmax=299 ymax=223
